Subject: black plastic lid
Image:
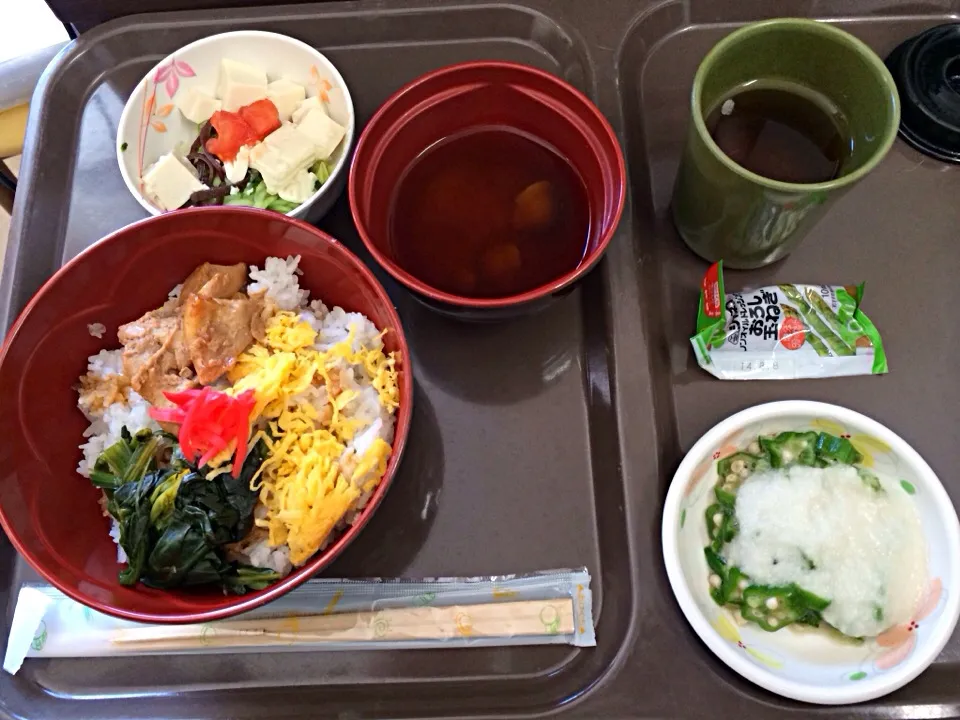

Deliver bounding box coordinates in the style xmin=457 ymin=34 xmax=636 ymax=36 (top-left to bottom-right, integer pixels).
xmin=885 ymin=23 xmax=960 ymax=163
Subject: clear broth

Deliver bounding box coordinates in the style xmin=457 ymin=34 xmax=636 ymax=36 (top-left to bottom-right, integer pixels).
xmin=389 ymin=127 xmax=590 ymax=298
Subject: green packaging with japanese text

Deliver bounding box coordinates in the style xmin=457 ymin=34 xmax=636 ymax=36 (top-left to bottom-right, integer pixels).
xmin=691 ymin=262 xmax=887 ymax=380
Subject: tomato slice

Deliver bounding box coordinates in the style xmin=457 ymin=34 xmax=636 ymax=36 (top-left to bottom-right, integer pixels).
xmin=205 ymin=110 xmax=257 ymax=162
xmin=238 ymin=99 xmax=281 ymax=141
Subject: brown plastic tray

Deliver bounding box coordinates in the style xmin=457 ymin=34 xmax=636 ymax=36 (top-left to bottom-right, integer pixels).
xmin=1 ymin=1 xmax=959 ymax=718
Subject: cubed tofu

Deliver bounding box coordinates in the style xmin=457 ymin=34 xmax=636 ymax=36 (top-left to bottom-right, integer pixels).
xmin=276 ymin=169 xmax=318 ymax=204
xmin=249 ymin=124 xmax=317 ymax=191
xmin=267 ymin=79 xmax=307 ymax=122
xmin=221 ymin=83 xmax=269 ymax=112
xmin=142 ymin=153 xmax=207 ymax=211
xmin=291 ymin=96 xmax=325 ymax=124
xmin=296 ymin=108 xmax=346 ymax=160
xmin=223 ymin=145 xmax=252 ymax=184
xmin=175 ymin=87 xmax=221 ymax=125
xmin=217 ymin=59 xmax=269 ymax=111
xmin=216 ymin=59 xmax=267 ymax=99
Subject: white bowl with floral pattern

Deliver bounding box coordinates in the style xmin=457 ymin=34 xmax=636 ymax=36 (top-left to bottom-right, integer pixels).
xmin=116 ymin=30 xmax=354 ymax=223
xmin=662 ymin=401 xmax=960 ymax=704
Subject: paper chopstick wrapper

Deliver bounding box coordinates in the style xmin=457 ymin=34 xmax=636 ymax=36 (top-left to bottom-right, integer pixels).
xmin=4 ymin=569 xmax=594 ymax=674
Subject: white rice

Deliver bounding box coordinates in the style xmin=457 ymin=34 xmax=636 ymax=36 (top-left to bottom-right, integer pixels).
xmin=79 ymin=349 xmax=157 ymax=564
xmin=247 ymin=255 xmax=309 ymax=311
xmin=78 ymin=391 xmax=159 ymax=477
xmin=226 ymin=506 xmax=293 ymax=576
xmin=314 ymin=306 xmax=384 ymax=353
xmin=77 ymin=350 xmax=160 ymax=477
xmin=86 ymin=348 xmax=124 ymax=378
xmin=301 ymin=305 xmax=395 ymax=480
xmin=108 ymin=520 xmax=127 ymax=563
xmin=244 ymin=542 xmax=292 ymax=575
xmin=78 ymin=255 xmax=397 ymax=574
xmin=726 ymin=465 xmax=927 ymax=637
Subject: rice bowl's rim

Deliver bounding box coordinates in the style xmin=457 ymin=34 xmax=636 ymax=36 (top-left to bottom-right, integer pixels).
xmin=661 ymin=400 xmax=960 ymax=705
xmin=115 ymin=30 xmax=356 ymax=220
xmin=0 ymin=206 xmax=414 ymax=624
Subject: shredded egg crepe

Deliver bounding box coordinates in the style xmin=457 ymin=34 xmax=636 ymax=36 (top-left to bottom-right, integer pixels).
xmin=224 ymin=311 xmax=399 ymax=565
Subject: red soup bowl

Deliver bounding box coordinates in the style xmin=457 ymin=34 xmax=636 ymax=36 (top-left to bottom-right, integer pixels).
xmin=0 ymin=207 xmax=413 ymax=623
xmin=349 ymin=61 xmax=626 ymax=321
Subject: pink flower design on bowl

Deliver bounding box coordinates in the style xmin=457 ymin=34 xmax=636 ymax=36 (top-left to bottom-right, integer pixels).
xmin=684 ymin=436 xmax=741 ymax=498
xmin=874 ymin=577 xmax=942 ymax=670
xmin=153 ymin=57 xmax=196 ymax=99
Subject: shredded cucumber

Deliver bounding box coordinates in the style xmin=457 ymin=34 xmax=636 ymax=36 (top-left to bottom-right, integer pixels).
xmin=312 ymin=159 xmax=333 ymax=184
xmin=225 ymin=164 xmax=332 ymax=213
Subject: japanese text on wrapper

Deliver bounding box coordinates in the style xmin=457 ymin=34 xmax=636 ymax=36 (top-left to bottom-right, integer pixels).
xmin=726 ymin=289 xmax=780 ymax=351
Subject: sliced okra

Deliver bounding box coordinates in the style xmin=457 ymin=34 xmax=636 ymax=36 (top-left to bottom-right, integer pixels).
xmin=814 ymin=432 xmax=863 ymax=465
xmin=740 ymin=585 xmax=802 ymax=631
xmin=760 ymin=431 xmax=818 ymax=468
xmin=705 ymin=503 xmax=736 ymax=551
xmin=715 ymin=452 xmax=763 ymax=503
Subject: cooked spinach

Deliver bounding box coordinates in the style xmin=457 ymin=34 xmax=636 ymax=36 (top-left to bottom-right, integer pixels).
xmin=109 ymin=470 xmax=166 ymax=585
xmin=94 ymin=429 xmax=278 ymax=594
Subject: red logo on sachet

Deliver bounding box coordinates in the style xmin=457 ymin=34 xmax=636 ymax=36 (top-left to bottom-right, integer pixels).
xmin=702 ymin=263 xmax=722 ymax=318
xmin=779 ymin=316 xmax=806 ymax=350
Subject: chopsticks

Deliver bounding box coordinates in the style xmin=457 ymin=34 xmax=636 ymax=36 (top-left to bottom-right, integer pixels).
xmin=111 ymin=598 xmax=576 ymax=650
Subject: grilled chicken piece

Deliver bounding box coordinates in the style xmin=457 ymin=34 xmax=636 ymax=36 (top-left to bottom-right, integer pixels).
xmin=117 ymin=304 xmax=195 ymax=420
xmin=118 ymin=262 xmax=257 ymax=399
xmin=118 ymin=305 xmax=178 ymax=376
xmin=118 ymin=305 xmax=190 ymax=389
xmin=136 ymin=371 xmax=197 ymax=434
xmin=248 ymin=289 xmax=272 ymax=344
xmin=182 ymin=294 xmax=259 ymax=384
xmin=178 ymin=262 xmax=248 ymax=304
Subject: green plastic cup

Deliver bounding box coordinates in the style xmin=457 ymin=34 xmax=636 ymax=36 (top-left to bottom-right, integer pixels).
xmin=672 ymin=19 xmax=900 ymax=269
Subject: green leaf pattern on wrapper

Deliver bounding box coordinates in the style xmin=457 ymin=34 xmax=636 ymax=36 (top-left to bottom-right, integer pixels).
xmin=540 ymin=605 xmax=562 ymax=634
xmin=778 ymin=285 xmax=854 ymax=356
xmin=804 ymin=288 xmax=865 ymax=350
xmin=31 ymin=621 xmax=47 ymax=651
xmin=780 ymin=304 xmax=830 ymax=357
xmin=689 ymin=262 xmax=888 ymax=379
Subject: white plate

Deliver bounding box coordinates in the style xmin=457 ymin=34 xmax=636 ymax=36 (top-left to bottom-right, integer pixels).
xmin=662 ymin=401 xmax=960 ymax=704
xmin=116 ymin=30 xmax=355 ymax=222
